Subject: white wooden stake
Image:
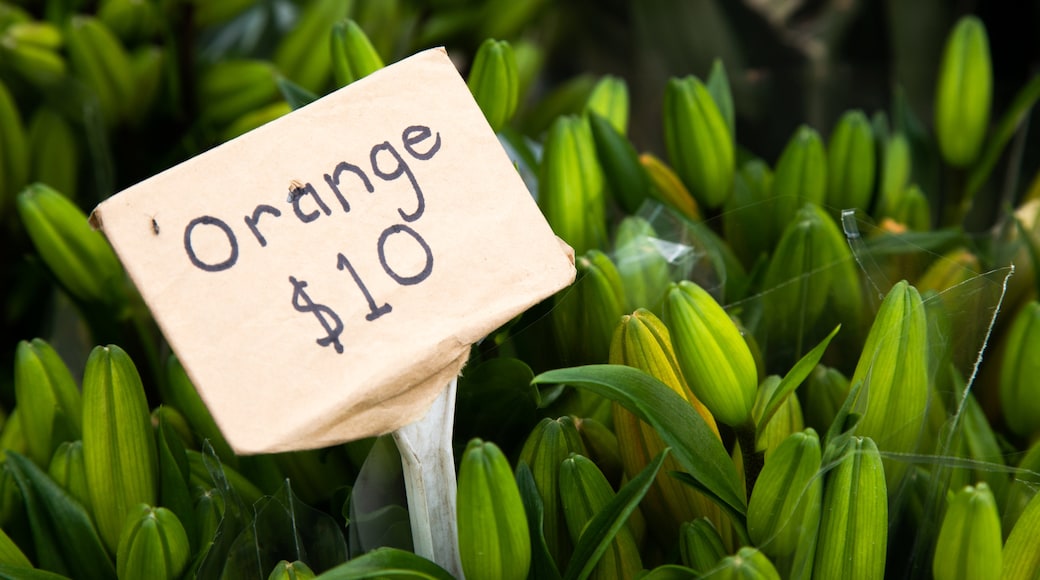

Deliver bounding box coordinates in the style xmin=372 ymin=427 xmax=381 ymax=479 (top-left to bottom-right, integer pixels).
xmin=392 ymin=377 xmax=464 ymax=578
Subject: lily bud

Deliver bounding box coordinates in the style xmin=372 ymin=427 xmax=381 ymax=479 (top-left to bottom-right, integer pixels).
xmin=932 ymin=483 xmax=1001 ymax=580
xmin=639 ymin=152 xmax=701 ymax=221
xmin=1003 ymin=489 xmax=1040 ymax=580
xmin=813 ymin=437 xmax=887 ymax=580
xmin=753 ymin=378 xmax=805 ymax=459
xmin=664 ymin=281 xmax=757 ymax=427
xmin=609 ymin=309 xmax=720 ymax=540
xmin=613 ymin=217 xmax=672 ymax=314
xmin=585 ymin=75 xmax=629 ymax=135
xmin=884 ymin=184 xmax=931 ymax=231
xmin=467 ymin=38 xmax=518 ymax=132
xmin=747 ymin=429 xmax=822 ymax=559
xmin=663 ymin=75 xmax=734 ymax=208
xmin=1001 ymin=301 xmax=1040 ymax=439
xmin=16 ymin=183 xmax=126 ymax=311
xmin=82 ymin=345 xmax=158 ymax=552
xmin=553 ymin=250 xmax=626 ymax=364
xmin=116 ymin=504 xmax=190 ymax=580
xmin=48 ymin=440 xmax=91 ymax=514
xmin=827 ymin=110 xmax=875 ymax=212
xmin=517 ymin=417 xmax=586 ymax=568
xmin=713 ymin=547 xmax=782 ymax=580
xmin=935 ymin=16 xmax=992 ymax=167
xmin=559 ymin=454 xmax=642 ymax=579
xmin=539 ymin=115 xmax=607 ymax=255
xmin=849 ymin=280 xmax=929 ymax=487
xmin=267 ymin=560 xmax=316 ymax=580
xmin=724 ymin=159 xmax=775 ymax=267
xmin=589 ymin=112 xmax=651 ymax=214
xmin=801 ymin=365 xmax=849 ymax=434
xmin=878 ymin=133 xmax=911 ymax=213
xmin=330 ymin=19 xmax=384 ymax=88
xmin=772 ymin=126 xmax=826 ymax=228
xmin=679 ymin=518 xmax=726 ymax=574
xmin=458 ymin=439 xmax=530 ymax=580
xmin=14 ymin=338 xmax=82 ymax=466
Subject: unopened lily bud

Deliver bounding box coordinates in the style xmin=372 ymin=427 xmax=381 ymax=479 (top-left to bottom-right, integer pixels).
xmin=663 ymin=75 xmax=734 ymax=208
xmin=884 ymin=184 xmax=931 ymax=231
xmin=932 ymin=483 xmax=1001 ymax=580
xmin=827 ymin=110 xmax=875 ymax=212
xmin=589 ymin=112 xmax=652 ymax=214
xmin=14 ymin=338 xmax=82 ymax=466
xmin=539 ymin=115 xmax=606 ymax=255
xmin=664 ymin=281 xmax=757 ymax=427
xmin=752 ymin=377 xmax=805 ymax=458
xmin=935 ymin=16 xmax=992 ymax=167
xmin=802 ymin=365 xmax=849 ymax=434
xmin=559 ymin=454 xmax=642 ymax=579
xmin=613 ymin=217 xmax=671 ymax=313
xmin=879 ymin=133 xmax=911 ymax=211
xmin=724 ymin=159 xmax=775 ymax=266
xmin=458 ymin=439 xmax=530 ymax=580
xmin=517 ymin=417 xmax=586 ymax=568
xmin=553 ymin=250 xmax=626 ymax=364
xmin=680 ymin=518 xmax=726 ymax=574
xmin=83 ymin=345 xmax=158 ymax=552
xmin=1004 ymin=489 xmax=1040 ymax=580
xmin=713 ymin=547 xmax=782 ymax=580
xmin=585 ymin=75 xmax=629 ymax=135
xmin=48 ymin=440 xmax=91 ymax=513
xmin=116 ymin=504 xmax=190 ymax=580
xmin=639 ymin=152 xmax=700 ymax=221
xmin=466 ymin=38 xmax=518 ymax=132
xmin=849 ymin=280 xmax=929 ymax=487
xmin=813 ymin=437 xmax=887 ymax=580
xmin=1001 ymin=301 xmax=1040 ymax=439
xmin=706 ymin=59 xmax=735 ymax=141
xmin=267 ymin=560 xmax=316 ymax=580
xmin=772 ymin=126 xmax=826 ymax=227
xmin=16 ymin=183 xmax=126 ymax=311
xmin=748 ymin=429 xmax=822 ymax=559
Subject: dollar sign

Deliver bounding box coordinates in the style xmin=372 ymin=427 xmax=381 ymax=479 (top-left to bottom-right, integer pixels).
xmin=289 ymin=276 xmax=345 ymax=354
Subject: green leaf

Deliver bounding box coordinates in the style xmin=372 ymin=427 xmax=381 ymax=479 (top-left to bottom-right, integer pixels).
xmin=4 ymin=452 xmax=115 ymax=580
xmin=0 ymin=564 xmax=72 ymax=579
xmin=277 ymin=76 xmax=318 ymax=110
xmin=757 ymin=325 xmax=840 ymax=432
xmin=532 ymin=365 xmax=746 ymax=516
xmin=639 ymin=564 xmax=698 ymax=579
xmin=822 ymin=381 xmax=864 ymax=465
xmin=315 ymin=548 xmax=452 ymax=579
xmin=966 ymin=74 xmax=1040 ymax=198
xmin=155 ymin=414 xmax=196 ymax=554
xmin=563 ymin=449 xmax=667 ymax=580
xmin=516 ymin=462 xmax=562 ymax=580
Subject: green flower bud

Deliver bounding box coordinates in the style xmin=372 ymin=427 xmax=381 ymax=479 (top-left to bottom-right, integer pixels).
xmin=802 ymin=365 xmax=849 ymax=434
xmin=935 ymin=16 xmax=992 ymax=167
xmin=752 ymin=377 xmax=805 ymax=459
xmin=706 ymin=59 xmax=735 ymax=141
xmin=16 ymin=183 xmax=126 ymax=311
xmin=559 ymin=454 xmax=642 ymax=579
xmin=772 ymin=126 xmax=826 ymax=228
xmin=589 ymin=112 xmax=651 ymax=215
xmin=553 ymin=250 xmax=626 ymax=364
xmin=878 ymin=133 xmax=911 ymax=211
xmin=932 ymin=483 xmax=1001 ymax=580
xmin=609 ymin=309 xmax=721 ymax=541
xmin=613 ymin=217 xmax=672 ymax=314
xmin=194 ymin=487 xmax=224 ymax=547
xmin=725 ymin=159 xmax=775 ymax=267
xmin=945 ymin=394 xmax=1008 ymax=507
xmin=850 ymin=280 xmax=929 ymax=487
xmin=883 ymin=184 xmax=931 ymax=231
xmin=330 ymin=19 xmax=384 ymax=88
xmin=1004 ymin=489 xmax=1040 ymax=580
xmin=747 ymin=429 xmax=821 ymax=559
xmin=761 ymin=204 xmax=862 ymax=356
xmin=458 ymin=439 xmax=530 ymax=580
xmin=82 ymin=345 xmax=158 ymax=552
xmin=585 ymin=75 xmax=629 ymax=135
xmin=663 ymin=75 xmax=734 ymax=208
xmin=27 ymin=106 xmax=79 ymax=199
xmin=813 ymin=437 xmax=887 ymax=580
xmin=539 ymin=115 xmax=607 ymax=255
xmin=713 ymin=547 xmax=781 ymax=580
xmin=679 ymin=518 xmax=726 ymax=574
xmin=517 ymin=417 xmax=586 ymax=568
xmin=639 ymin=152 xmax=701 ymax=222
xmin=48 ymin=440 xmax=91 ymax=514
xmin=573 ymin=417 xmax=624 ymax=491
xmin=116 ymin=504 xmax=190 ymax=580
xmin=267 ymin=560 xmax=316 ymax=580
xmin=467 ymin=38 xmax=518 ymax=132
xmin=827 ymin=110 xmax=875 ymax=212
xmin=1001 ymin=301 xmax=1040 ymax=439
xmin=664 ymin=281 xmax=757 ymax=427
xmin=14 ymin=338 xmax=82 ymax=466
xmin=1003 ymin=439 xmax=1040 ymax=535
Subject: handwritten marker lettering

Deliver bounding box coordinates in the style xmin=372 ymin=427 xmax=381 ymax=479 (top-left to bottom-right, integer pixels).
xmin=289 ymin=275 xmax=345 ymax=353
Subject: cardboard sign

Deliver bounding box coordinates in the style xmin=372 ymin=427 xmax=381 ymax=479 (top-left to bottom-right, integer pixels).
xmin=90 ymin=48 xmax=575 ymax=454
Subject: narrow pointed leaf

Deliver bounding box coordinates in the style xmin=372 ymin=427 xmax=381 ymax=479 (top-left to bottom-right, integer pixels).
xmin=758 ymin=325 xmax=840 ymax=432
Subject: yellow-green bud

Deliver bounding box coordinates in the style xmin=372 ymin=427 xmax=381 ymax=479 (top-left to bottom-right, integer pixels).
xmin=1003 ymin=489 xmax=1040 ymax=580
xmin=713 ymin=547 xmax=782 ymax=580
xmin=585 ymin=75 xmax=629 ymax=135
xmin=664 ymin=281 xmax=757 ymax=427
xmin=932 ymin=483 xmax=1001 ymax=580
xmin=116 ymin=504 xmax=190 ymax=580
xmin=747 ymin=429 xmax=821 ymax=558
xmin=553 ymin=250 xmax=626 ymax=364
xmin=48 ymin=440 xmax=91 ymax=514
xmin=1001 ymin=301 xmax=1040 ymax=439
xmin=827 ymin=110 xmax=875 ymax=212
xmin=679 ymin=518 xmax=726 ymax=574
xmin=539 ymin=115 xmax=607 ymax=255
xmin=772 ymin=126 xmax=826 ymax=228
xmin=724 ymin=159 xmax=775 ymax=267
xmin=934 ymin=16 xmax=992 ymax=167
xmin=663 ymin=76 xmax=734 ymax=208
xmin=467 ymin=38 xmax=518 ymax=132
xmin=613 ymin=217 xmax=672 ymax=314
xmin=14 ymin=338 xmax=82 ymax=466
xmin=82 ymin=345 xmax=158 ymax=552
xmin=639 ymin=152 xmax=701 ymax=222
xmin=267 ymin=560 xmax=317 ymax=580
xmin=330 ymin=19 xmax=384 ymax=88
xmin=458 ymin=439 xmax=530 ymax=580
xmin=813 ymin=437 xmax=887 ymax=580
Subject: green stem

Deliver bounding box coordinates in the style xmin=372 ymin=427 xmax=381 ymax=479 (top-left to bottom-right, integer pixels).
xmin=736 ymin=424 xmax=763 ymax=501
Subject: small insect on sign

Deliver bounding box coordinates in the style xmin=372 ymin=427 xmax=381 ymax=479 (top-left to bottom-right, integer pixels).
xmin=90 ymin=48 xmax=575 ymax=454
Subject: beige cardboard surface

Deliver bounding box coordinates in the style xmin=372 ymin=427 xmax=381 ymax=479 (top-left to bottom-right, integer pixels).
xmin=90 ymin=48 xmax=576 ymax=454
